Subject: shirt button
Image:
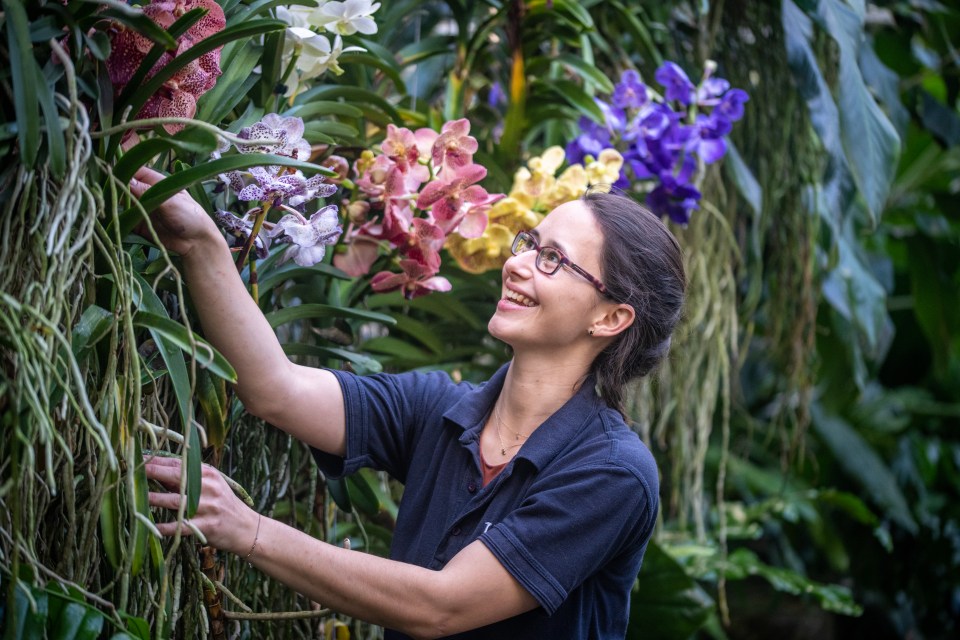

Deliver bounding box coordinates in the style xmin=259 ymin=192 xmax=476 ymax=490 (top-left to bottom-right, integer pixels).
xmin=451 ymin=526 xmax=462 ymax=536
xmin=467 ymin=482 xmax=477 ymax=493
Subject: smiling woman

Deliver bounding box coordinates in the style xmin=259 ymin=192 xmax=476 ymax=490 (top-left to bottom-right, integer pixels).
xmin=138 ymin=176 xmax=685 ymax=638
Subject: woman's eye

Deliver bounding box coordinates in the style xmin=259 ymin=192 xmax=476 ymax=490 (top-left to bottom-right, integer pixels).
xmin=541 ymin=248 xmax=563 ymax=267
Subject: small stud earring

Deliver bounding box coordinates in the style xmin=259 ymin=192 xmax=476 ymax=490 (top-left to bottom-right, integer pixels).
xmin=588 ymin=329 xmax=594 ymax=336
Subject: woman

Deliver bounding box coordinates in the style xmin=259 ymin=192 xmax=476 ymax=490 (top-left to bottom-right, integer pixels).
xmin=135 ymin=166 xmax=685 ymax=639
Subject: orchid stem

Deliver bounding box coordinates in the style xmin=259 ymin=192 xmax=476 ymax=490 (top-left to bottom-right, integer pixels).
xmin=250 ymin=259 xmax=259 ymax=306
xmin=234 ymin=204 xmax=271 ymax=304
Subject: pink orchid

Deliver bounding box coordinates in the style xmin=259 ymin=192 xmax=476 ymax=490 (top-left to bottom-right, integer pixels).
xmin=370 ymin=260 xmax=452 ymax=300
xmin=399 ymin=218 xmax=445 ymax=272
xmin=416 ymin=164 xmax=500 ymax=236
xmin=106 ymin=0 xmax=225 ymax=133
xmin=381 ymin=125 xmax=419 ymax=171
xmin=431 ymin=118 xmax=478 ymax=174
xmin=413 ymin=128 xmax=439 ymax=163
xmin=333 ymin=233 xmax=381 ymax=277
xmin=355 ymin=154 xmax=396 ymax=198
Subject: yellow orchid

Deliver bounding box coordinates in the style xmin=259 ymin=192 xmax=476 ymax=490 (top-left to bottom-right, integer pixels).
xmin=584 ymin=149 xmax=624 ymax=186
xmin=447 ymin=146 xmax=621 ymax=273
xmin=445 ymin=223 xmax=516 ymax=274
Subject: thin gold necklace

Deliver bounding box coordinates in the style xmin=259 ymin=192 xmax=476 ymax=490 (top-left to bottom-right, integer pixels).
xmin=495 ymin=400 xmax=529 ymax=441
xmin=494 ymin=401 xmax=527 ymax=457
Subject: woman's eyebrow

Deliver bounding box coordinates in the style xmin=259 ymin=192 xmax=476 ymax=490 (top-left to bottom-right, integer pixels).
xmin=530 ymin=228 xmax=572 ymax=258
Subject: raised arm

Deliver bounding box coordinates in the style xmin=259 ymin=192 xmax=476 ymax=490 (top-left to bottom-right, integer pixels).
xmin=131 ymin=167 xmax=346 ymax=455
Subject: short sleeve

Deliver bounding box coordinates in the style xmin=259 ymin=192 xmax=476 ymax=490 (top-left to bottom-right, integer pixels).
xmin=478 ymin=462 xmax=658 ymax=615
xmin=310 ymin=368 xmax=463 ymax=483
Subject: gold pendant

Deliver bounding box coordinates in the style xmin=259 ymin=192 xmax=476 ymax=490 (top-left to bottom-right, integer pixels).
xmin=501 ymin=448 xmax=506 ymax=455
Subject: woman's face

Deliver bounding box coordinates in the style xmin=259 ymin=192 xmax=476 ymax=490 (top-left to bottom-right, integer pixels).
xmin=488 ymin=200 xmax=608 ymax=351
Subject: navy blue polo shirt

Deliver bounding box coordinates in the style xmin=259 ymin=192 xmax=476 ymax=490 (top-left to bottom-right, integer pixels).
xmin=311 ymin=363 xmax=659 ymax=639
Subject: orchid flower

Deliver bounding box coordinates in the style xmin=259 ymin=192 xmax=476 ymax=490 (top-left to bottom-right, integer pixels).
xmin=268 ymin=205 xmax=343 ymax=267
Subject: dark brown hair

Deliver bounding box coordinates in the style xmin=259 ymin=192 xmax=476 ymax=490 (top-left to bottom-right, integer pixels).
xmin=581 ymin=190 xmax=686 ymax=413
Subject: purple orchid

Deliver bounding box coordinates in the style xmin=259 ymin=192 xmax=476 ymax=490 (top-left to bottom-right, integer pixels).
xmin=227 ymin=167 xmax=338 ymax=207
xmin=647 ymin=175 xmax=701 ymax=225
xmin=715 ymin=88 xmax=750 ymax=122
xmin=655 ymin=62 xmax=696 ymax=106
xmin=613 ymin=70 xmax=649 ymax=110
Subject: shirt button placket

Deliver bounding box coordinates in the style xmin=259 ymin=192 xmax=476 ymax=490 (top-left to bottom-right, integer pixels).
xmin=467 ymin=481 xmax=477 ymax=494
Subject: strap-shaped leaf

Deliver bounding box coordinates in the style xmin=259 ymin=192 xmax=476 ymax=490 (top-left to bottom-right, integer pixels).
xmin=530 ymin=78 xmax=604 ymax=123
xmin=89 ymin=0 xmax=177 ymax=49
xmin=284 ymin=101 xmax=365 ymax=120
xmin=258 ymin=264 xmax=350 ymax=298
xmin=266 ymin=304 xmax=396 ymax=328
xmin=282 ymin=343 xmax=383 ymax=374
xmin=132 ymin=311 xmax=237 ymax=383
xmin=114 ymin=127 xmax=220 ymax=184
xmin=3 ymin=0 xmax=40 ymax=169
xmin=295 ymin=86 xmax=401 ymax=122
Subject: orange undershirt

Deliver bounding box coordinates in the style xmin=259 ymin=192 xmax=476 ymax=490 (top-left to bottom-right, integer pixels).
xmin=479 ymin=446 xmax=509 ymax=487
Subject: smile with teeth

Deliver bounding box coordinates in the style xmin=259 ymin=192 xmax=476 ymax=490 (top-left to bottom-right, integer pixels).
xmin=504 ymin=289 xmax=538 ymax=307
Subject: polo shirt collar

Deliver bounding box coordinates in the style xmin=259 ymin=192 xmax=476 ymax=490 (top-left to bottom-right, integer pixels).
xmin=444 ymin=362 xmax=603 ymax=471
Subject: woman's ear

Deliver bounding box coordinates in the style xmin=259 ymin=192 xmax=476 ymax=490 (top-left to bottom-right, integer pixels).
xmin=589 ymin=303 xmax=635 ymax=338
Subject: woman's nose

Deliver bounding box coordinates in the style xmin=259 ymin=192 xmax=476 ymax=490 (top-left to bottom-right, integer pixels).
xmin=503 ymin=250 xmax=536 ymax=280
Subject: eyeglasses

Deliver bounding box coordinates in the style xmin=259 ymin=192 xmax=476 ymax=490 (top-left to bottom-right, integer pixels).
xmin=511 ymin=230 xmax=608 ymax=295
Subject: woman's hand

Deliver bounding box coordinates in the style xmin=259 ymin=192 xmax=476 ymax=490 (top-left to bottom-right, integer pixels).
xmin=129 ymin=166 xmax=222 ymax=259
xmin=145 ymin=456 xmax=259 ymax=555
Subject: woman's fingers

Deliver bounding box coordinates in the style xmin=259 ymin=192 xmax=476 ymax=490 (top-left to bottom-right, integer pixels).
xmin=148 ymin=490 xmax=181 ymax=510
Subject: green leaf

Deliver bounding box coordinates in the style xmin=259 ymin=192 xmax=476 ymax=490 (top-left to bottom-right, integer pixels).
xmin=339 ymin=53 xmax=407 ymax=93
xmin=6 ymin=579 xmax=49 ymax=640
xmin=257 ymin=264 xmax=350 ymax=297
xmin=810 ymin=403 xmax=918 ymax=534
xmin=114 ymin=153 xmax=333 ymax=238
xmin=723 ymin=548 xmax=863 ymax=616
xmin=782 ymin=0 xmax=853 ymax=218
xmin=37 ymin=63 xmax=66 ymax=178
xmin=132 ymin=311 xmax=237 ymax=383
xmin=72 ymin=305 xmax=114 ymax=356
xmin=361 ymin=336 xmax=433 ymax=364
xmin=185 ymin=418 xmax=202 ymax=518
xmin=195 ymin=41 xmax=262 ymax=124
xmin=528 ymin=0 xmax=594 ymax=29
xmin=821 ymin=225 xmax=890 ymax=360
xmin=803 ymin=0 xmax=900 ymax=223
xmin=284 ymin=101 xmax=365 ymax=120
xmin=295 ymin=86 xmax=401 ymax=122
xmin=51 ymin=602 xmax=104 ymax=640
xmin=390 ymin=315 xmax=444 ymax=355
xmin=4 ymin=0 xmax=40 ymax=169
xmin=531 ymin=78 xmax=604 ymax=123
xmin=114 ymin=127 xmax=221 ymax=184
xmin=281 ymin=343 xmax=383 ymax=375
xmin=724 ymin=140 xmax=762 ymax=217
xmin=92 ymin=0 xmax=177 ymax=49
xmin=326 ymin=477 xmax=352 ymax=512
xmin=396 ymin=35 xmax=455 ymax=66
xmin=346 ymin=472 xmax=381 ymax=517
xmin=553 ymin=53 xmax=615 ymax=94
xmin=266 ymin=304 xmax=395 ymax=329
xmin=628 ymin=542 xmax=713 ymax=640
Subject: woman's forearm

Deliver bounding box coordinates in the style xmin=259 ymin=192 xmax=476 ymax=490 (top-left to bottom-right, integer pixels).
xmin=246 ymin=515 xmax=452 ymax=639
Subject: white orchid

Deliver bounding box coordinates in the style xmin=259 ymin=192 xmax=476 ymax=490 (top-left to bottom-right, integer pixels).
xmin=268 ymin=205 xmax=343 ymax=267
xmin=282 ymin=28 xmax=364 ymax=96
xmin=313 ymin=0 xmax=381 ymax=36
xmin=274 ymin=4 xmax=320 ymax=29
